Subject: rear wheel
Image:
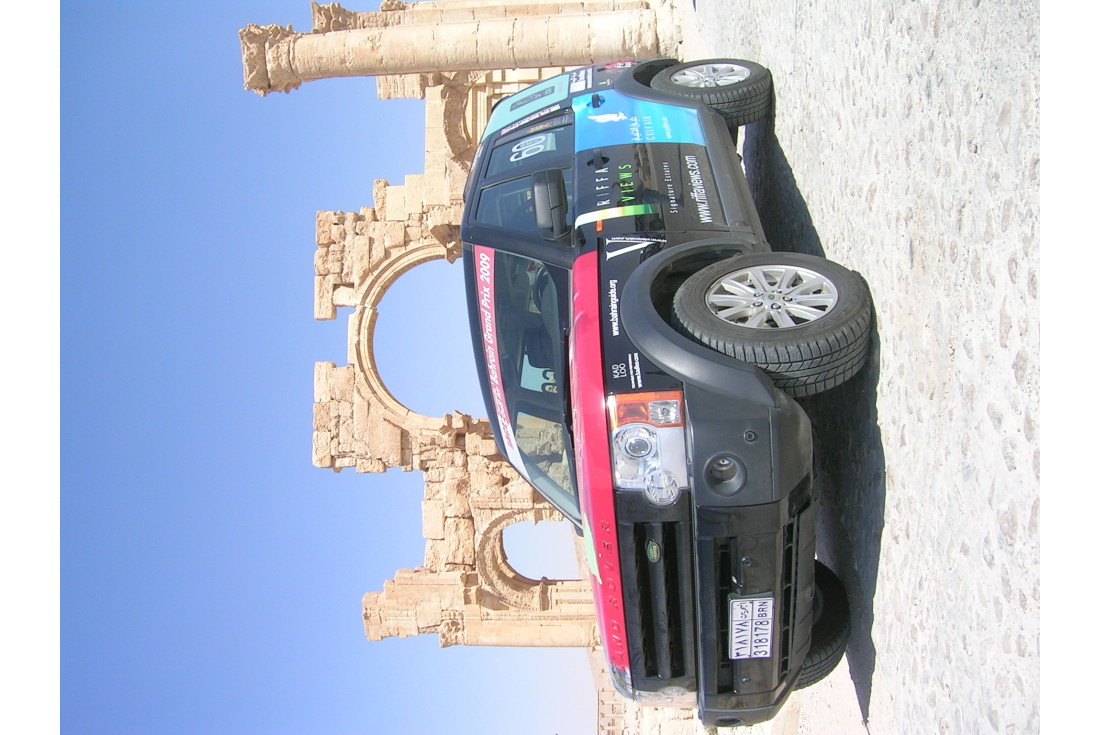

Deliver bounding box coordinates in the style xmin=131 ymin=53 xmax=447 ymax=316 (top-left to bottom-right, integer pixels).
xmin=651 ymin=59 xmax=772 ymax=126
xmin=671 ymin=252 xmax=871 ymax=397
xmin=796 ymin=561 xmax=850 ymax=689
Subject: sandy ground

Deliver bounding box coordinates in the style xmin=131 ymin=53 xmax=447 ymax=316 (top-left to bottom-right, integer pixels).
xmin=653 ymin=1 xmax=1040 ymax=733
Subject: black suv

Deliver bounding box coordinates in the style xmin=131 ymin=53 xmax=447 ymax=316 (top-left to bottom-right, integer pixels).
xmin=461 ymin=59 xmax=869 ymax=727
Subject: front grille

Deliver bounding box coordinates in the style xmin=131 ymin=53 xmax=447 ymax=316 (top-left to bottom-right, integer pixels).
xmin=619 ymin=517 xmax=696 ymax=686
xmin=708 ymin=516 xmax=799 ymax=696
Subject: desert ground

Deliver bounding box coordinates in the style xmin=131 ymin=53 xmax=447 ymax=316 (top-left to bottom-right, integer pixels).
xmin=656 ymin=1 xmax=1040 ymax=733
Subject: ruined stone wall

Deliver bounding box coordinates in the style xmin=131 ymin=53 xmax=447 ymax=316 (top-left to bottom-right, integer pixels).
xmin=241 ymin=2 xmax=704 ymax=731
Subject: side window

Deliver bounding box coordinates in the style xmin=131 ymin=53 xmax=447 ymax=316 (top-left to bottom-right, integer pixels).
xmin=474 ymin=171 xmax=574 ymax=233
xmin=475 ymin=176 xmax=537 ymax=231
xmin=486 ymin=128 xmax=565 ymax=178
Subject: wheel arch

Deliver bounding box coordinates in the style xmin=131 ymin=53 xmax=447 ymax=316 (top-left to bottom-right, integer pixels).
xmin=619 ymin=238 xmax=779 ymax=407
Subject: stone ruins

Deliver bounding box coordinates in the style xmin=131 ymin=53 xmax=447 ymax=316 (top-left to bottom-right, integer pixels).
xmin=240 ymin=2 xmax=691 ymax=732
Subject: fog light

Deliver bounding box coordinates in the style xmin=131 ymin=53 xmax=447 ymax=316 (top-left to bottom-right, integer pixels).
xmin=643 ymin=469 xmax=680 ymax=506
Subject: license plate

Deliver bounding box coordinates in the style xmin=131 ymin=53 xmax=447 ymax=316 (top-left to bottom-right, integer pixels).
xmin=728 ymin=596 xmax=774 ymax=660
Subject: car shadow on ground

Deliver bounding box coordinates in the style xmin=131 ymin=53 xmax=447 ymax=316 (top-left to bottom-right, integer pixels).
xmin=739 ymin=107 xmax=887 ymax=724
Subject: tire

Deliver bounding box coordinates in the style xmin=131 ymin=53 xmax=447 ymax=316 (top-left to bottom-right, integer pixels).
xmin=651 ymin=59 xmax=772 ymax=127
xmin=796 ymin=561 xmax=850 ymax=689
xmin=671 ymin=252 xmax=871 ymax=397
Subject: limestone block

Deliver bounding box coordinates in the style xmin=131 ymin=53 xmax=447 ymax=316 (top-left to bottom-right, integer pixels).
xmin=423 ymin=538 xmax=445 ymax=570
xmin=337 ymin=419 xmax=354 ymax=450
xmin=437 ymin=616 xmax=465 ymax=647
xmin=329 ymin=285 xmax=354 ymax=308
xmin=415 ymin=601 xmax=443 ymax=630
xmin=329 ymin=365 xmax=354 ymax=402
xmin=401 ymin=175 xmax=427 ymax=211
xmin=355 ymin=458 xmax=386 ymax=473
xmin=470 ymin=4 xmax=506 ymax=19
xmin=419 ymin=177 xmax=447 ymax=208
xmin=312 ymin=431 xmax=333 ymax=468
xmin=380 ymin=418 xmax=406 ymax=467
xmin=443 ymin=516 xmax=476 ymax=567
xmin=353 ymin=390 xmax=373 ymax=438
xmin=312 ymin=402 xmax=331 ymax=431
xmin=313 ymin=245 xmax=329 ymax=276
xmin=314 ymin=275 xmax=336 ymax=320
xmin=330 ymin=221 xmax=345 ymax=244
xmin=442 ymin=477 xmax=472 ymax=517
xmin=422 ymin=498 xmax=446 ymax=539
xmin=372 ymin=180 xmax=390 ymax=219
xmin=382 ymin=185 xmax=405 ymax=221
xmin=348 ymin=232 xmax=371 ymax=264
xmin=450 ymin=447 xmax=468 ymax=468
xmin=314 ymin=362 xmax=335 ymax=402
xmin=315 ymin=210 xmax=335 ymax=245
xmin=437 ymin=7 xmax=478 ymax=22
xmin=381 ymin=221 xmax=407 ymax=249
xmin=465 ymin=432 xmax=486 ymax=456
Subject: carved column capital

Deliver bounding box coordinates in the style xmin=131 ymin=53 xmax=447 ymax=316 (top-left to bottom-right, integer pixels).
xmin=239 ymin=23 xmax=302 ymax=96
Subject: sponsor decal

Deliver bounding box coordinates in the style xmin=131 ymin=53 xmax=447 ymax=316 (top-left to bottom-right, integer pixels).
xmin=591 ymin=163 xmax=638 ymax=209
xmin=599 ymin=61 xmax=639 ymax=71
xmin=603 ymin=235 xmax=664 ymax=262
xmin=729 ymin=597 xmax=775 ymax=660
xmin=505 ymin=131 xmax=558 ymax=163
xmin=685 ymin=154 xmax=714 ymax=224
xmin=499 ymin=104 xmax=562 ymax=136
xmin=510 ymin=85 xmax=556 ymax=111
xmin=661 ymin=160 xmax=681 ymax=215
xmin=573 ymin=90 xmax=705 ymax=151
xmin=606 ymin=279 xmax=620 ymax=337
xmin=484 ymin=74 xmax=570 ymax=136
xmin=569 ymin=67 xmax=594 ymax=94
xmin=588 ymin=111 xmax=628 ymax=124
xmin=472 ymin=246 xmax=524 ymax=471
xmin=607 ymin=353 xmax=643 ymax=389
xmin=575 ymin=204 xmax=657 ymax=229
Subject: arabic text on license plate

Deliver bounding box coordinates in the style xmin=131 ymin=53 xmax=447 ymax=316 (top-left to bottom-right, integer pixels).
xmin=728 ymin=596 xmax=774 ymax=660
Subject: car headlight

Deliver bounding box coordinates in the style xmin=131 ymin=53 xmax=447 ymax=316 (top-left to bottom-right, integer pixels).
xmin=608 ymin=391 xmax=688 ymax=502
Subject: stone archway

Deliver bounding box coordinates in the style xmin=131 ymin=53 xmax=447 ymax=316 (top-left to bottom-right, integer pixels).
xmin=475 ymin=507 xmax=568 ymax=612
xmin=311 ymin=187 xmax=599 ymax=646
xmin=241 ymin=3 xmax=695 ymax=729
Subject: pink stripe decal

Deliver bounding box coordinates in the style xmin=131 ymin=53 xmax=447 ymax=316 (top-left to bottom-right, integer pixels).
xmin=570 ymin=251 xmax=629 ymax=672
xmin=473 ymin=246 xmax=524 ymax=470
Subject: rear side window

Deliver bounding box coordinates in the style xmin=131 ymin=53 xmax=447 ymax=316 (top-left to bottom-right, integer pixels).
xmin=486 ymin=128 xmax=567 ymax=178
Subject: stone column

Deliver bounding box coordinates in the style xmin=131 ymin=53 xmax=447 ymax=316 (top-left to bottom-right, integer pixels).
xmin=311 ymin=0 xmax=656 ymax=32
xmin=240 ymin=9 xmax=660 ymax=95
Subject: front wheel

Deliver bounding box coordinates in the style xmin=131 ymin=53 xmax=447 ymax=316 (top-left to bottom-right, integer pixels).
xmin=672 ymin=252 xmax=872 ymax=397
xmin=650 ymin=59 xmax=772 ymax=126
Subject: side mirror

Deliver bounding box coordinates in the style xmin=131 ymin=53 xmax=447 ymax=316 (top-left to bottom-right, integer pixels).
xmin=532 ymin=169 xmax=569 ymax=242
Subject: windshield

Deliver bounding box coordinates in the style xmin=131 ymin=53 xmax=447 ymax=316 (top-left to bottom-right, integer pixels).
xmin=467 ymin=245 xmax=577 ymax=519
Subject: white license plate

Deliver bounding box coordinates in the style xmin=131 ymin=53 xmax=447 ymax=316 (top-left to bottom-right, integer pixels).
xmin=728 ymin=596 xmax=774 ymax=660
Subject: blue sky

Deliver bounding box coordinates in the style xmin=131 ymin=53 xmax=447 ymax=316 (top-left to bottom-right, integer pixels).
xmin=59 ymin=1 xmax=594 ymax=733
